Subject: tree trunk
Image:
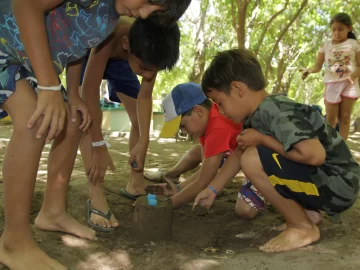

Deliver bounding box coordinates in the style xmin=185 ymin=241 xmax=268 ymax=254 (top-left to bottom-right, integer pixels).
xmin=235 ymin=0 xmax=250 ymax=48
xmin=188 ymin=0 xmax=210 ymax=83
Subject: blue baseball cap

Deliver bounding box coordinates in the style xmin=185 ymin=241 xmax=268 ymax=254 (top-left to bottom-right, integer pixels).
xmin=162 ymin=83 xmax=207 ymax=122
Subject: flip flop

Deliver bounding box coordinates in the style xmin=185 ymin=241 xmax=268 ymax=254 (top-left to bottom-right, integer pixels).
xmin=119 ymin=188 xmax=144 ymax=201
xmin=86 ymin=199 xmax=115 ymax=232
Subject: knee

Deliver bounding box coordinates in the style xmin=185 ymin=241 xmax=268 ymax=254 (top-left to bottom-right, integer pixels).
xmin=235 ymin=201 xmax=258 ymax=220
xmin=326 ymin=115 xmax=338 ymax=125
xmin=240 ymin=146 xmax=261 ymax=177
xmin=339 ymin=113 xmax=351 ymax=125
xmin=66 ymin=112 xmax=83 ymax=137
xmin=188 ymin=144 xmax=202 ymax=159
xmin=13 ymin=114 xmax=45 ymax=139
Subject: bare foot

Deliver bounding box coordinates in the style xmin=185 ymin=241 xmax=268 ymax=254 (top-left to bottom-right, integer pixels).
xmin=0 ymin=237 xmax=68 ymax=270
xmin=126 ymin=180 xmax=147 ymax=196
xmin=88 ymin=191 xmax=119 ymax=229
xmin=272 ymin=210 xmax=323 ymax=231
xmin=35 ymin=211 xmax=97 ymax=240
xmin=260 ymin=224 xmax=320 ymax=252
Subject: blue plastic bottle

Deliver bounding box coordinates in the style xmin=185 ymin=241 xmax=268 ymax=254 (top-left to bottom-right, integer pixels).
xmin=147 ymin=194 xmax=157 ymax=206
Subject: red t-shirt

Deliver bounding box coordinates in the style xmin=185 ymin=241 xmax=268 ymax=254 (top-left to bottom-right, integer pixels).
xmin=199 ymin=103 xmax=243 ymax=158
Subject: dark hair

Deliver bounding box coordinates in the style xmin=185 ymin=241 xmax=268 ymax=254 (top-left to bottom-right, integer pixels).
xmin=129 ymin=17 xmax=180 ymax=70
xmin=202 ymin=48 xmax=266 ymax=95
xmin=181 ymin=98 xmax=213 ymax=117
xmin=149 ymin=0 xmax=191 ymax=26
xmin=330 ymin=13 xmax=356 ymax=39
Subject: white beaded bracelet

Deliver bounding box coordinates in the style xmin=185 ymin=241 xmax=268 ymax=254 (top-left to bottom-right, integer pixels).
xmin=92 ymin=139 xmax=111 ymax=148
xmin=92 ymin=140 xmax=106 ymax=147
xmin=37 ymin=84 xmax=62 ymax=91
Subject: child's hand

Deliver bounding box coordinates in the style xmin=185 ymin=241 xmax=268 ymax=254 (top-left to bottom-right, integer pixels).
xmin=129 ymin=141 xmax=148 ymax=172
xmin=27 ymin=90 xmax=66 ymax=143
xmin=346 ymin=74 xmax=355 ymax=84
xmin=301 ymin=68 xmax=311 ymax=80
xmin=67 ymin=94 xmax=91 ymax=132
xmin=237 ymin=129 xmax=264 ymax=151
xmin=193 ymin=187 xmax=217 ymax=210
xmin=87 ymin=146 xmax=115 ymax=184
xmin=145 ymin=176 xmax=178 ymax=196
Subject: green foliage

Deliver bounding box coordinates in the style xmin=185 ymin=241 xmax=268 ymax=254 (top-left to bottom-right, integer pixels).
xmin=57 ymin=0 xmax=360 ymax=117
xmin=153 ymin=0 xmax=360 ymax=117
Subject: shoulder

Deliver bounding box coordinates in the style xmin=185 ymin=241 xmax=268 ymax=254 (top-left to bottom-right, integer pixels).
xmin=205 ymin=111 xmax=240 ymax=138
xmin=207 ymin=113 xmax=236 ymax=131
xmin=320 ymin=39 xmax=331 ymax=49
xmin=257 ymin=95 xmax=287 ymax=115
xmin=262 ymin=96 xmax=315 ymax=124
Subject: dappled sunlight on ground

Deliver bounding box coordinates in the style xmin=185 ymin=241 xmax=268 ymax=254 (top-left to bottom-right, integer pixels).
xmin=76 ymin=251 xmax=133 ymax=270
xmin=1 ymin=124 xmax=360 ymax=269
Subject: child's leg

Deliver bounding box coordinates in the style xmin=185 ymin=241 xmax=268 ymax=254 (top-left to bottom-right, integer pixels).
xmin=117 ymin=92 xmax=147 ymax=196
xmin=325 ymin=101 xmax=340 ymax=128
xmin=0 ymin=79 xmax=66 ymax=270
xmin=80 ymin=122 xmax=119 ymax=229
xmin=339 ymin=97 xmax=356 ymax=141
xmin=240 ymin=146 xmax=320 ymax=252
xmin=235 ymin=180 xmax=265 ymax=220
xmin=35 ymin=106 xmax=96 ymax=240
xmin=145 ymin=144 xmax=202 ymax=182
xmin=166 ymin=144 xmax=202 ymax=177
xmin=274 ymin=209 xmax=323 ymax=231
xmin=235 ymin=198 xmax=259 ymax=220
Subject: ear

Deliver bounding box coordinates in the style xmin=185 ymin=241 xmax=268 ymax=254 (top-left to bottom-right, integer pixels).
xmin=230 ymin=81 xmax=245 ymax=98
xmin=192 ymin=105 xmax=204 ymax=117
xmin=122 ymin=36 xmax=130 ymax=51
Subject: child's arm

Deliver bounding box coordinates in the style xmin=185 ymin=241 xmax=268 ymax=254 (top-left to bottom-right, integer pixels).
xmin=81 ymin=36 xmax=116 ymax=183
xmin=302 ymin=47 xmax=325 ymax=79
xmin=129 ymin=75 xmax=156 ymax=171
xmin=13 ymin=0 xmax=63 ymax=85
xmin=171 ymin=152 xmax=223 ymax=208
xmin=82 ymin=38 xmax=115 ymax=142
xmin=348 ymin=51 xmax=360 ymax=83
xmin=13 ymin=0 xmax=67 ymax=141
xmin=238 ymin=129 xmax=326 ymax=166
xmin=193 ymin=149 xmax=243 ymax=209
xmin=262 ymin=135 xmax=325 ymax=166
xmin=65 ymin=58 xmax=91 ymax=131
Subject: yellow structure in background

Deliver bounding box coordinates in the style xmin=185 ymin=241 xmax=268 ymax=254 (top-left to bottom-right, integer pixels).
xmin=0 ymin=116 xmax=12 ymax=123
xmin=159 ymin=116 xmax=180 ymax=138
xmin=0 ymin=111 xmax=180 ymax=139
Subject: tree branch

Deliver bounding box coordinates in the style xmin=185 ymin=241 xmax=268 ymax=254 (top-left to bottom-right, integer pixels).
xmin=188 ymin=0 xmax=210 ymax=83
xmin=253 ymin=0 xmax=289 ymax=55
xmin=264 ymin=0 xmax=308 ymax=80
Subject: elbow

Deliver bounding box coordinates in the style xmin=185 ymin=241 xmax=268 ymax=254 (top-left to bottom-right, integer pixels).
xmin=307 ymin=151 xmax=326 ymax=166
xmin=312 ymin=67 xmax=321 ymax=73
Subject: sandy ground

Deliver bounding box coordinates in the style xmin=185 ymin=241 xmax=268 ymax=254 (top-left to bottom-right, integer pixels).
xmin=0 ymin=124 xmax=360 ymax=270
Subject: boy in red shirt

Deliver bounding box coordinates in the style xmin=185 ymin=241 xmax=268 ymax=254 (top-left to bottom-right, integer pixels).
xmin=146 ymin=83 xmax=242 ymax=208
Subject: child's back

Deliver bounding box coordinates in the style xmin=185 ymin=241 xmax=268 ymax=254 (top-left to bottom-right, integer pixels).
xmin=245 ymin=94 xmax=359 ymax=218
